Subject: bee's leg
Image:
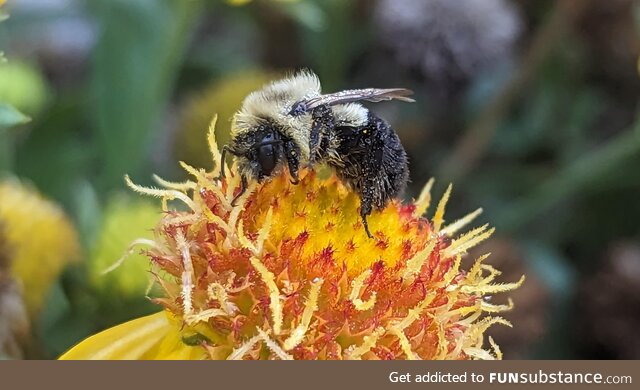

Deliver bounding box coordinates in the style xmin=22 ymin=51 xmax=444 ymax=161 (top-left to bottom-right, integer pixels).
xmin=310 ymin=104 xmax=335 ymax=160
xmin=217 ymin=145 xmax=245 ymax=180
xmin=231 ymin=175 xmax=248 ymax=207
xmin=283 ymin=140 xmax=300 ymax=185
xmin=359 ymin=197 xmax=374 ymax=239
xmin=218 ymin=145 xmax=231 ymax=179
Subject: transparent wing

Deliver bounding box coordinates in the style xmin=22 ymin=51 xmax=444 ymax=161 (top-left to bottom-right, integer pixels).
xmin=303 ymin=88 xmax=415 ymax=110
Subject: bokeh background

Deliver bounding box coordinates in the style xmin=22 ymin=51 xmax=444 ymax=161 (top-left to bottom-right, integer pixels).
xmin=1 ymin=0 xmax=639 ymax=359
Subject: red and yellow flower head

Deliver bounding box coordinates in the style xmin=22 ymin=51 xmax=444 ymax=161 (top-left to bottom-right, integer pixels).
xmin=61 ymin=117 xmax=523 ymax=360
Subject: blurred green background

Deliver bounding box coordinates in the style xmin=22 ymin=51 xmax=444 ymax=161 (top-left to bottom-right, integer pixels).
xmin=0 ymin=0 xmax=639 ymax=359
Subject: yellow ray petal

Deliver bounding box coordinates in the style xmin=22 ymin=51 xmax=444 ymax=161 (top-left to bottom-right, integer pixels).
xmin=432 ymin=183 xmax=453 ymax=233
xmin=59 ymin=312 xmax=204 ymax=360
xmin=441 ymin=208 xmax=483 ymax=237
xmin=414 ymin=177 xmax=435 ymax=216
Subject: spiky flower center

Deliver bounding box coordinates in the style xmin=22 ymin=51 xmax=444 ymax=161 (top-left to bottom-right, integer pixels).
xmin=120 ymin=117 xmax=523 ymax=360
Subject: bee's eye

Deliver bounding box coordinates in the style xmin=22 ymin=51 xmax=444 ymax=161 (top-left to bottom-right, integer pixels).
xmin=257 ymin=134 xmax=279 ymax=177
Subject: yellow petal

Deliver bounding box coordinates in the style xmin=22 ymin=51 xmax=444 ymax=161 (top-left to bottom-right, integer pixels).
xmin=59 ymin=311 xmax=204 ymax=360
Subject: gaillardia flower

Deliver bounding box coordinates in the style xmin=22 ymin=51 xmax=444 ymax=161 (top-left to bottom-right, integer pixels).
xmin=61 ymin=118 xmax=523 ymax=360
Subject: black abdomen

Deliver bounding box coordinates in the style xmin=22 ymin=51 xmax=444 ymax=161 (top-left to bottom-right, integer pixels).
xmin=331 ymin=112 xmax=409 ymax=214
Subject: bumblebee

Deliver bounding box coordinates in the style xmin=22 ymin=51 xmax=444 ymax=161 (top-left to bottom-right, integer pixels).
xmin=221 ymin=70 xmax=413 ymax=238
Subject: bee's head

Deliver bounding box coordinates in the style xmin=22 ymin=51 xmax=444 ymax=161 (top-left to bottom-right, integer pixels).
xmin=228 ymin=70 xmax=319 ymax=179
xmin=229 ymin=122 xmax=285 ymax=182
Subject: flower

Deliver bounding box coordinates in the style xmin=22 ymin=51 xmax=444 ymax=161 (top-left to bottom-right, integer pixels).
xmin=60 ymin=117 xmax=523 ymax=360
xmin=0 ymin=178 xmax=80 ymax=316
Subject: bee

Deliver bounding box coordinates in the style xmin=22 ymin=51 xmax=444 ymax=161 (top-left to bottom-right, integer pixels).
xmin=220 ymin=70 xmax=414 ymax=238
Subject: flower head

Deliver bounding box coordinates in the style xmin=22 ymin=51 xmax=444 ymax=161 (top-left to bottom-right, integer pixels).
xmin=61 ymin=117 xmax=523 ymax=360
xmin=0 ymin=178 xmax=80 ymax=316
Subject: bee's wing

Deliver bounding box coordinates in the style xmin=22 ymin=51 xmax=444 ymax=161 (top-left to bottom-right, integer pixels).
xmin=304 ymin=88 xmax=415 ymax=110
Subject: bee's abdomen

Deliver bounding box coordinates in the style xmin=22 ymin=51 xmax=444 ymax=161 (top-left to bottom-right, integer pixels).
xmin=331 ymin=111 xmax=409 ymax=210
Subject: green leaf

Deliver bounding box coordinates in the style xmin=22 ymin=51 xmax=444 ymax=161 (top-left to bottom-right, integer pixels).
xmin=299 ymin=0 xmax=354 ymax=90
xmin=0 ymin=103 xmax=31 ymax=129
xmin=70 ymin=180 xmax=103 ymax=250
xmin=89 ymin=0 xmax=201 ymax=190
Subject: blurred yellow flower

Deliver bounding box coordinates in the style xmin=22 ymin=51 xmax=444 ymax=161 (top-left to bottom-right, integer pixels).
xmin=61 ymin=118 xmax=523 ymax=360
xmin=89 ymin=195 xmax=161 ymax=297
xmin=0 ymin=178 xmax=80 ymax=316
xmin=176 ymin=70 xmax=275 ymax=169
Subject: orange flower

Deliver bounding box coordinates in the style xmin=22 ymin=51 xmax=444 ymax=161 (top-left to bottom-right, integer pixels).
xmin=61 ymin=117 xmax=523 ymax=360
